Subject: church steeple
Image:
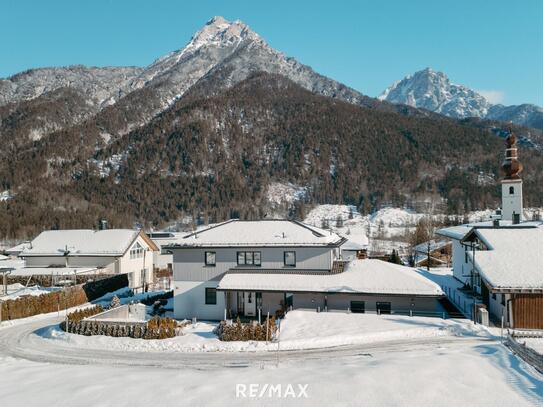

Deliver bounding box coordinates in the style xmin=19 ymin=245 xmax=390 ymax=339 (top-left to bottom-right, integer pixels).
xmin=500 ymin=131 xmax=523 ymax=223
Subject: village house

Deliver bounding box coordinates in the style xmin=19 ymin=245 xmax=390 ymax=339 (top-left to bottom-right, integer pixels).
xmin=437 ymin=133 xmax=543 ymax=329
xmin=18 ymin=228 xmax=158 ymax=290
xmin=168 ymin=219 xmax=444 ymax=320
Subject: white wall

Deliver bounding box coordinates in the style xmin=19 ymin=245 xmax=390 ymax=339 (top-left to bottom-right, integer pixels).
xmin=501 ymin=180 xmax=523 ymax=222
xmin=451 ymin=240 xmax=472 ymax=285
xmin=174 ymin=280 xmax=225 ymax=320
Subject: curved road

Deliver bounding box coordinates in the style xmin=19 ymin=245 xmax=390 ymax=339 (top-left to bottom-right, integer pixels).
xmin=0 ymin=315 xmax=496 ymax=369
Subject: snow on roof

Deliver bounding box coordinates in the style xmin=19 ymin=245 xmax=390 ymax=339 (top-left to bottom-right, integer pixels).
xmin=436 ymin=225 xmax=472 ymax=240
xmin=469 ymin=226 xmax=543 ymax=289
xmin=5 ymin=241 xmax=31 ymax=255
xmin=0 ymin=254 xmax=8 ymax=261
xmin=414 ymin=240 xmax=450 ymax=254
xmin=9 ymin=267 xmax=99 ymax=276
xmin=218 ymin=259 xmax=443 ymax=296
xmin=341 ymin=240 xmax=367 ymax=251
xmin=21 ymin=229 xmax=142 ymax=257
xmin=173 ymin=220 xmax=344 ymax=247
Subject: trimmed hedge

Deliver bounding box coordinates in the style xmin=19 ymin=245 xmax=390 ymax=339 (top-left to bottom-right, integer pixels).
xmin=61 ymin=314 xmax=177 ymax=340
xmin=215 ymin=317 xmax=277 ymax=341
xmin=0 ymin=274 xmax=128 ymax=321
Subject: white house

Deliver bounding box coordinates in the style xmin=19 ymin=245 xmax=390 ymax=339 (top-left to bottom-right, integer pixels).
xmin=19 ymin=229 xmax=158 ymax=290
xmin=168 ymin=219 xmax=444 ymax=320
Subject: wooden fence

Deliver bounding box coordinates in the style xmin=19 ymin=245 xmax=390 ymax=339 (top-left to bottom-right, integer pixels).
xmin=505 ymin=334 xmax=543 ymax=373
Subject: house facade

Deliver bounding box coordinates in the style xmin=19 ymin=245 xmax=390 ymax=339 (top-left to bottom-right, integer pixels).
xmin=169 ymin=220 xmax=444 ymax=320
xmin=20 ymin=229 xmax=158 ymax=290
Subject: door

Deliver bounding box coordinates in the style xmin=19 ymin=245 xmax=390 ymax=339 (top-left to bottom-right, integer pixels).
xmin=243 ymin=292 xmax=256 ymax=317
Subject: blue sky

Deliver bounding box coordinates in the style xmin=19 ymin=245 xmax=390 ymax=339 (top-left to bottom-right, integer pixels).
xmin=2 ymin=0 xmax=542 ymax=105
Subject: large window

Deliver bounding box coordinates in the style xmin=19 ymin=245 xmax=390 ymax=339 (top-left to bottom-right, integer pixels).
xmin=376 ymin=302 xmax=391 ymax=315
xmin=284 ymin=251 xmax=296 ymax=267
xmin=205 ymin=287 xmax=217 ymax=305
xmin=237 ymin=251 xmax=261 ymax=266
xmin=350 ymin=301 xmax=365 ymax=313
xmin=130 ymin=242 xmax=144 ymax=259
xmin=205 ymin=251 xmax=216 ymax=266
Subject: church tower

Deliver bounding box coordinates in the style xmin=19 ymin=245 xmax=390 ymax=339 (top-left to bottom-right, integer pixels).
xmin=501 ymin=132 xmax=523 ymax=223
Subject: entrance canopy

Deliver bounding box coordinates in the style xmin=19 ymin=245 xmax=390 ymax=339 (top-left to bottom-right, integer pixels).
xmin=217 ymin=259 xmax=443 ymax=297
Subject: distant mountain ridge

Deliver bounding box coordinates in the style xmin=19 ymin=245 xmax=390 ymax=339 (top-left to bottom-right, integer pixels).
xmin=1 ymin=17 xmax=543 ymax=239
xmin=379 ymin=68 xmax=543 ymax=130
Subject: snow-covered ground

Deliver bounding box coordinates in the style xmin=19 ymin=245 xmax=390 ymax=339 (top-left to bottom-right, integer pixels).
xmin=35 ymin=310 xmax=485 ymax=353
xmin=0 ymin=283 xmax=61 ymax=301
xmin=1 ymin=334 xmax=542 ymax=406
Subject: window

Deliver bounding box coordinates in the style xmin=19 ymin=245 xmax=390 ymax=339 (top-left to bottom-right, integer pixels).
xmin=501 ymin=294 xmax=506 ymax=306
xmin=205 ymin=287 xmax=217 ymax=305
xmin=284 ymin=251 xmax=296 ymax=266
xmin=130 ymin=242 xmax=144 ymax=259
xmin=350 ymin=301 xmax=365 ymax=313
xmin=509 ymin=186 xmax=515 ymax=195
xmin=205 ymin=251 xmax=216 ymax=266
xmin=376 ymin=302 xmax=391 ymax=315
xmin=237 ymin=251 xmax=262 ymax=266
xmin=492 ymin=293 xmax=496 ymax=300
xmin=464 ymin=251 xmax=468 ymax=264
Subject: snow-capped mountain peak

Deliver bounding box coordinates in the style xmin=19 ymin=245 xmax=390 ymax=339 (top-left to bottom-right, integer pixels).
xmin=379 ymin=68 xmax=492 ymax=119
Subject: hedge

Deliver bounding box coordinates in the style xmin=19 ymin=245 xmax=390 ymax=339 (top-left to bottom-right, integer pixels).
xmin=0 ymin=274 xmax=128 ymax=321
xmin=61 ymin=314 xmax=177 ymax=340
xmin=214 ymin=317 xmax=277 ymax=341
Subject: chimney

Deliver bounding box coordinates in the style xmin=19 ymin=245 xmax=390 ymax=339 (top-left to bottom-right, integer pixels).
xmin=98 ymin=219 xmax=108 ymax=230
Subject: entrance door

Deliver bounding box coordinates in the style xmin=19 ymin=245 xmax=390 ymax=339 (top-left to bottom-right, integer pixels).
xmin=350 ymin=301 xmax=365 ymax=313
xmin=243 ymin=292 xmax=256 ymax=317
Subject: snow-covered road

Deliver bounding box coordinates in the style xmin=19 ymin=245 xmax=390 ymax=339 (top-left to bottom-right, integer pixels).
xmin=1 ymin=314 xmax=543 ymax=406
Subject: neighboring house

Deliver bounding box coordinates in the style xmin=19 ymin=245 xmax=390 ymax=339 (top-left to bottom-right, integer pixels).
xmin=168 ymin=219 xmax=444 ymax=320
xmin=437 ymin=132 xmax=543 ymax=329
xmin=340 ymin=240 xmax=368 ymax=261
xmin=412 ymin=240 xmax=451 ymax=268
xmin=147 ymin=231 xmax=183 ymax=270
xmin=19 ymin=229 xmax=158 ymax=290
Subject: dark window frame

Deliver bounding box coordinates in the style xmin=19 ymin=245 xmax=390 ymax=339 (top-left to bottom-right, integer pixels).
xmin=284 ymin=251 xmax=296 ymax=267
xmin=204 ymin=251 xmax=216 ymax=266
xmin=509 ymin=186 xmax=515 ymax=195
xmin=205 ymin=287 xmax=217 ymax=305
xmin=236 ymin=251 xmax=262 ymax=266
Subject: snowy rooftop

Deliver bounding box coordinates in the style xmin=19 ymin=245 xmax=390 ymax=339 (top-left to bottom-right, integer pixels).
xmin=437 ymin=219 xmax=543 ymax=240
xmin=218 ymin=259 xmax=443 ymax=296
xmin=5 ymin=241 xmax=31 ymax=255
xmin=341 ymin=240 xmax=367 ymax=251
xmin=21 ymin=229 xmax=142 ymax=257
xmin=468 ymin=226 xmax=543 ymax=290
xmin=171 ymin=220 xmax=344 ymax=248
xmin=414 ymin=239 xmax=451 ymax=254
xmin=9 ymin=267 xmax=99 ymax=277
